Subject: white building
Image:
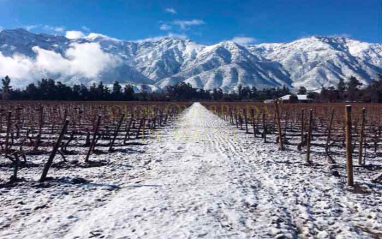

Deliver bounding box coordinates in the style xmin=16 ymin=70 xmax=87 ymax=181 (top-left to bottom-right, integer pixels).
xmin=279 ymin=94 xmax=311 ymax=103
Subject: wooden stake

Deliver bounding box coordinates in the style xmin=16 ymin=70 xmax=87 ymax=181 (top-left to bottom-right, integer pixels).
xmin=358 ymin=107 xmax=366 ymax=165
xmin=345 ymin=105 xmax=354 ymax=186
xmin=325 ymin=109 xmax=335 ymax=163
xmin=124 ymin=117 xmax=134 ymax=144
xmin=136 ymin=117 xmax=144 ymax=138
xmin=306 ymin=109 xmax=313 ymax=164
xmin=235 ymin=111 xmax=239 ymax=128
xmin=40 ymin=119 xmax=69 ymax=182
xmin=275 ymin=101 xmax=284 ymax=150
xmin=326 ymin=109 xmax=335 ymax=149
xmin=109 ymin=114 xmax=125 ymax=151
xmin=262 ymin=112 xmax=266 ymax=143
xmin=5 ymin=111 xmax=11 ymax=156
xmin=85 ymin=116 xmax=101 ymax=162
xmin=251 ymin=109 xmax=256 ymax=137
xmin=243 ymin=109 xmax=248 ymax=133
xmin=300 ymin=109 xmax=305 ymax=144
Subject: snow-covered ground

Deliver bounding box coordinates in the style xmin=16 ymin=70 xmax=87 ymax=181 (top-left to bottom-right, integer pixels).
xmin=1 ymin=103 xmax=381 ymax=238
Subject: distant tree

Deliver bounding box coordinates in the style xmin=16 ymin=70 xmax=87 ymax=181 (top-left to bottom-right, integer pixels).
xmin=289 ymin=94 xmax=299 ymax=103
xmin=297 ymin=86 xmax=307 ymax=95
xmin=336 ymin=78 xmax=346 ymax=101
xmin=237 ymin=84 xmax=243 ymax=100
xmin=37 ymin=79 xmax=56 ymax=100
xmin=96 ymin=82 xmax=105 ymax=100
xmin=89 ymin=83 xmax=97 ymax=100
xmin=212 ymin=88 xmax=224 ymax=101
xmin=308 ymin=91 xmax=320 ymax=102
xmin=346 ymin=76 xmax=362 ymax=102
xmin=123 ymin=84 xmax=135 ymax=101
xmin=241 ymin=86 xmax=251 ymax=99
xmin=25 ymin=83 xmax=38 ymax=100
xmin=320 ymin=86 xmax=339 ymax=102
xmin=166 ymin=82 xmax=195 ymax=101
xmin=2 ymin=75 xmax=11 ymax=100
xmin=281 ymin=85 xmax=290 ymax=95
xmin=362 ymin=74 xmax=382 ymax=102
xmin=79 ymin=84 xmax=90 ymax=100
xmin=55 ymin=81 xmax=72 ymax=100
xmin=2 ymin=75 xmax=379 ymax=103
xmin=104 ymin=86 xmax=111 ymax=100
xmin=112 ymin=81 xmax=123 ymax=100
xmin=337 ymin=78 xmax=346 ymax=92
xmin=212 ymin=89 xmax=219 ymax=101
xmin=251 ymin=86 xmax=258 ymax=100
xmin=72 ymin=84 xmax=81 ymax=100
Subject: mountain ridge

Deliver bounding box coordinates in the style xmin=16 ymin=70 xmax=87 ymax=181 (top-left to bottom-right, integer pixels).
xmin=0 ymin=28 xmax=381 ymax=92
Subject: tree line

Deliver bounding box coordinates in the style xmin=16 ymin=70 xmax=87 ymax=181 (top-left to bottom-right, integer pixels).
xmin=1 ymin=74 xmax=382 ymax=102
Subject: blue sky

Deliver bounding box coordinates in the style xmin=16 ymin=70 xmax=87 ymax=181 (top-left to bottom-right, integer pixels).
xmin=0 ymin=0 xmax=381 ymax=44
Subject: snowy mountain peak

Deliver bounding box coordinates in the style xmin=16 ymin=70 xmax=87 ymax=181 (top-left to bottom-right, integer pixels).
xmin=85 ymin=33 xmax=121 ymax=42
xmin=0 ymin=28 xmax=381 ymax=91
xmin=1 ymin=28 xmax=39 ymax=38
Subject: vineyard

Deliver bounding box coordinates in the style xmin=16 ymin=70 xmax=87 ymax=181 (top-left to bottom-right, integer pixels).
xmin=0 ymin=101 xmax=381 ymax=238
xmin=0 ymin=101 xmax=190 ymax=182
xmin=201 ymin=102 xmax=382 ymax=186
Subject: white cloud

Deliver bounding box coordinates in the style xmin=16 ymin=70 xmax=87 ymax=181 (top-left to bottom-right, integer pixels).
xmin=65 ymin=30 xmax=85 ymax=39
xmin=86 ymin=33 xmax=120 ymax=41
xmin=328 ymin=33 xmax=351 ymax=38
xmin=0 ymin=42 xmax=121 ymax=88
xmin=230 ymin=36 xmax=257 ymax=45
xmin=0 ymin=52 xmax=37 ymax=87
xmin=20 ymin=24 xmax=64 ymax=33
xmin=64 ymin=43 xmax=120 ymax=78
xmin=167 ymin=32 xmax=187 ymax=39
xmin=24 ymin=25 xmax=40 ymax=31
xmin=43 ymin=25 xmax=65 ymax=33
xmin=165 ymin=8 xmax=177 ymax=14
xmin=159 ymin=23 xmax=171 ymax=31
xmin=173 ymin=19 xmax=205 ymax=30
xmin=82 ymin=26 xmax=90 ymax=32
xmin=299 ymin=33 xmax=351 ymax=40
xmin=136 ymin=32 xmax=187 ymax=42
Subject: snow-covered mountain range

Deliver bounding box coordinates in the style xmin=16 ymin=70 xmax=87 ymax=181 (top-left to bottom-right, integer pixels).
xmin=0 ymin=28 xmax=381 ymax=91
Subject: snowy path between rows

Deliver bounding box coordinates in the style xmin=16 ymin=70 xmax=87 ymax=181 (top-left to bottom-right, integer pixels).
xmin=66 ymin=102 xmax=267 ymax=238
xmin=2 ymin=103 xmax=381 ymax=239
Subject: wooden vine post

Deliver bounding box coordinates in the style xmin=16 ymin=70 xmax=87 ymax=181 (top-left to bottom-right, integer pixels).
xmin=274 ymin=101 xmax=284 ymax=150
xmin=345 ymin=105 xmax=354 ymax=186
xmin=358 ymin=107 xmax=366 ymax=165
xmin=5 ymin=111 xmax=12 ymax=156
xmin=85 ymin=115 xmax=101 ymax=162
xmin=235 ymin=110 xmax=239 ymax=128
xmin=243 ymin=108 xmax=248 ymax=133
xmin=142 ymin=116 xmax=147 ymax=138
xmin=251 ymin=109 xmax=255 ymax=136
xmin=136 ymin=117 xmax=144 ymax=139
xmin=326 ymin=109 xmax=335 ymax=148
xmin=124 ymin=116 xmax=134 ymax=144
xmin=262 ymin=112 xmax=266 ymax=143
xmin=109 ymin=114 xmax=125 ymax=151
xmin=300 ymin=109 xmax=305 ymax=144
xmin=306 ymin=109 xmax=313 ymax=164
xmin=40 ymin=119 xmax=69 ymax=182
xmin=325 ymin=109 xmax=335 ymax=163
